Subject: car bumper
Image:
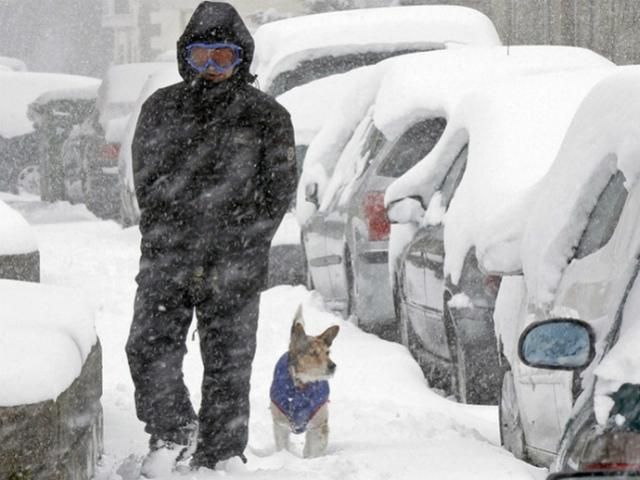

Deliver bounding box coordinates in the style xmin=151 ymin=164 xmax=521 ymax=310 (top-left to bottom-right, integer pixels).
xmin=355 ymin=249 xmax=394 ymax=327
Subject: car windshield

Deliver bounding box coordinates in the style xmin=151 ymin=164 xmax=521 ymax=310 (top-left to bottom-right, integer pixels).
xmin=268 ymin=47 xmax=435 ymax=96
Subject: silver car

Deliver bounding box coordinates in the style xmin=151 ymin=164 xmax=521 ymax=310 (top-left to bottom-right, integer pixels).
xmin=492 ymin=68 xmax=640 ymax=468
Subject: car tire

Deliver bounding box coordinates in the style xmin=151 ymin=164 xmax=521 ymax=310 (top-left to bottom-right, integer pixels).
xmin=499 ymin=368 xmax=528 ymax=461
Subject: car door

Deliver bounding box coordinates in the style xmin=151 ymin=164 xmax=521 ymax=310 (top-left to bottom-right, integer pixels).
xmin=518 ymin=169 xmax=630 ymax=458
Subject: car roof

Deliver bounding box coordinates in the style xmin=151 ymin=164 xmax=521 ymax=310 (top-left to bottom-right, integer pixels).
xmin=0 ymin=71 xmax=101 ymax=138
xmin=252 ymin=5 xmax=501 ymax=93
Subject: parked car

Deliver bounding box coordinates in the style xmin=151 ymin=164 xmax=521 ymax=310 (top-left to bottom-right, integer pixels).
xmin=0 ymin=198 xmax=39 ymax=282
xmin=28 ymin=85 xmax=98 ymax=202
xmin=0 ymin=71 xmax=100 ymax=196
xmin=252 ymin=4 xmax=501 ymax=96
xmin=61 ymin=62 xmax=174 ymax=219
xmin=383 ymin=48 xmax=613 ymax=403
xmin=253 ymin=4 xmax=502 ymax=286
xmin=486 ymin=67 xmax=640 ymax=468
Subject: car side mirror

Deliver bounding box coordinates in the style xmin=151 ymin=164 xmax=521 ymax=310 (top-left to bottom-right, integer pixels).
xmin=518 ymin=319 xmax=595 ymax=370
xmin=386 ymin=196 xmax=425 ymax=224
xmin=305 ymin=182 xmax=319 ymax=208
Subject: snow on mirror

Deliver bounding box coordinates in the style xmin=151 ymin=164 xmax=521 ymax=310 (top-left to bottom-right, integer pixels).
xmin=386 ymin=196 xmax=425 ymax=224
xmin=518 ymin=319 xmax=595 ymax=370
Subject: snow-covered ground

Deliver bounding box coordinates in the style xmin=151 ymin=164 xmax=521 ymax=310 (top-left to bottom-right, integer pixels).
xmin=6 ymin=197 xmax=545 ymax=480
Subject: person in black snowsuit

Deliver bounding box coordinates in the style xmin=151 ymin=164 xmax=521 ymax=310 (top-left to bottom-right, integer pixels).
xmin=125 ymin=2 xmax=296 ymax=472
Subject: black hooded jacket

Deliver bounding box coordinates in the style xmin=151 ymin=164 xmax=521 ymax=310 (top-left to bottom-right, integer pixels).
xmin=132 ymin=2 xmax=296 ymax=268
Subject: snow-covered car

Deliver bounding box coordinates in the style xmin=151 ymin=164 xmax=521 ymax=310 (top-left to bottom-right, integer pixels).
xmin=61 ymin=62 xmax=175 ymax=219
xmin=0 ymin=71 xmax=100 ymax=196
xmin=28 ymin=85 xmax=98 ymax=202
xmin=117 ymin=64 xmax=181 ymax=226
xmin=0 ymin=198 xmax=39 ymax=282
xmin=383 ymin=48 xmax=613 ymax=403
xmin=267 ymin=65 xmax=379 ymax=286
xmin=487 ymin=66 xmax=640 ymax=469
xmin=251 ymin=4 xmax=501 ymax=97
xmin=258 ymin=4 xmax=502 ymax=287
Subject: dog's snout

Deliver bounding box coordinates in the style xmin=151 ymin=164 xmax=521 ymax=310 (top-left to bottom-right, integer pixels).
xmin=328 ymin=361 xmax=336 ymax=374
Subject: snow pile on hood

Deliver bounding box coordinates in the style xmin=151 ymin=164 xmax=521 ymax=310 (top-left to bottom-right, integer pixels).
xmin=443 ymin=69 xmax=613 ymax=284
xmin=0 ymin=199 xmax=38 ymax=255
xmin=277 ymin=65 xmax=376 ymax=146
xmin=480 ymin=67 xmax=640 ymax=307
xmin=0 ymin=279 xmax=96 ymax=406
xmin=0 ymin=71 xmax=101 ymax=138
xmin=252 ymin=5 xmax=501 ymax=93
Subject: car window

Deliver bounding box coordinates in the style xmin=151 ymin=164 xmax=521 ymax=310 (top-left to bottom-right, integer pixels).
xmin=440 ymin=144 xmax=468 ymax=209
xmin=376 ymin=117 xmax=447 ymax=178
xmin=574 ymin=170 xmax=628 ymax=259
xmin=268 ymin=48 xmax=437 ymax=97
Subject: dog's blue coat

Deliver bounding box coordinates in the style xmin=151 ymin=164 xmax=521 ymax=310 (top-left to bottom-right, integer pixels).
xmin=270 ymin=353 xmax=329 ymax=434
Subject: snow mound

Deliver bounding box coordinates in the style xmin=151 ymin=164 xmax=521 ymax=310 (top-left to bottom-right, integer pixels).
xmin=0 ymin=279 xmax=97 ymax=406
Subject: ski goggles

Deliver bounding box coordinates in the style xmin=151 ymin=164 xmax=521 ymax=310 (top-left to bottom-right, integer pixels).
xmin=185 ymin=42 xmax=243 ymax=74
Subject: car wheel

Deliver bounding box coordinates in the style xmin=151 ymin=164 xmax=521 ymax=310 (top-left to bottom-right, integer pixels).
xmin=499 ymin=369 xmax=528 ymax=460
xmin=16 ymin=165 xmax=40 ymax=196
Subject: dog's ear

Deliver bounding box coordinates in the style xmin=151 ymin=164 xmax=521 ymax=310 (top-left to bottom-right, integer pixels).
xmin=290 ymin=321 xmax=307 ymax=353
xmin=292 ymin=304 xmax=305 ymax=327
xmin=319 ymin=325 xmax=340 ymax=346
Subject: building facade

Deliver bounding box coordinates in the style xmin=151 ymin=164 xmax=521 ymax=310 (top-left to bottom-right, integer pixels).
xmin=102 ymin=0 xmax=307 ymax=64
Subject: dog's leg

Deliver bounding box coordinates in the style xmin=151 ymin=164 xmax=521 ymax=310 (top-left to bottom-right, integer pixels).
xmin=303 ymin=404 xmax=329 ymax=458
xmin=270 ymin=403 xmax=291 ymax=452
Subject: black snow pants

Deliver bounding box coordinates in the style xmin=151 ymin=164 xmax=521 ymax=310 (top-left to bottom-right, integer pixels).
xmin=125 ymin=244 xmax=267 ymax=464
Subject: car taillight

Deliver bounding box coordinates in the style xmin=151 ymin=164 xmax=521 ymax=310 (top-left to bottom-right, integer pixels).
xmin=364 ymin=191 xmax=390 ymax=241
xmin=580 ymin=431 xmax=640 ymax=472
xmin=101 ymin=143 xmax=120 ymax=161
xmin=484 ymin=274 xmax=502 ymax=296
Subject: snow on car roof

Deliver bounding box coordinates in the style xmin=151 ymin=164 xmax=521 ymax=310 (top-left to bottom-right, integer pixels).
xmin=496 ymin=67 xmax=640 ymax=307
xmin=442 ymin=68 xmax=614 ymax=285
xmin=277 ymin=64 xmax=376 ymax=146
xmin=296 ymin=46 xmax=612 ymax=229
xmin=0 ymin=56 xmax=27 ymax=71
xmin=99 ymin=62 xmax=173 ymax=106
xmin=0 ymin=199 xmax=37 ymax=255
xmin=0 ymin=279 xmax=96 ymax=406
xmin=375 ymin=46 xmax=613 ymax=143
xmin=33 ymin=82 xmax=100 ymax=105
xmin=252 ymin=5 xmax=501 ymax=93
xmin=0 ymin=71 xmax=101 ymax=138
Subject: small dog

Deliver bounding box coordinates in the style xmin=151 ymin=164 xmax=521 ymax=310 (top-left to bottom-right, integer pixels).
xmin=270 ymin=305 xmax=340 ymax=458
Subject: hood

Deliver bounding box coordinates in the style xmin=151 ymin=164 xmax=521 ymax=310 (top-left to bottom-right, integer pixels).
xmin=177 ymin=2 xmax=255 ymax=84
